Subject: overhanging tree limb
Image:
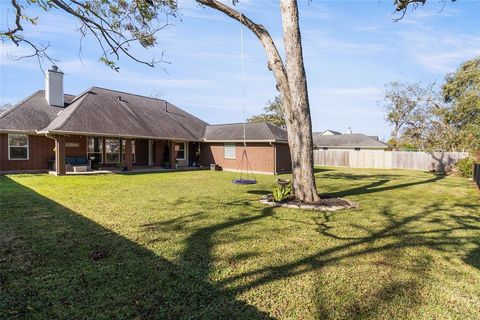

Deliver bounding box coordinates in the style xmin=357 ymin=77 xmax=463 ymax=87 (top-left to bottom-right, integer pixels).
xmin=195 ymin=0 xmax=292 ymax=109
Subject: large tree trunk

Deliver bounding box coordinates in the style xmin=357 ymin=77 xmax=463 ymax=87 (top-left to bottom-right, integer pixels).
xmin=280 ymin=0 xmax=319 ymax=202
xmin=197 ymin=0 xmax=320 ymax=202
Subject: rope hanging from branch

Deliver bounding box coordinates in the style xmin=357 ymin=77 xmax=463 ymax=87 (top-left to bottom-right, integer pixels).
xmin=232 ymin=15 xmax=257 ymax=185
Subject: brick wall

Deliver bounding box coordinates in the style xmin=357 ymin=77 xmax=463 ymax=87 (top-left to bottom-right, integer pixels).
xmin=201 ymin=142 xmax=276 ymax=174
xmin=275 ymin=143 xmax=292 ymax=173
xmin=154 ymin=140 xmax=166 ymax=167
xmin=0 ymin=134 xmax=54 ymax=172
xmin=134 ymin=139 xmax=149 ymax=166
xmin=65 ymin=135 xmax=87 ymax=157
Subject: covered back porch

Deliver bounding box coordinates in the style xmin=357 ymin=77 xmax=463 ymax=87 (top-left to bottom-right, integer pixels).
xmin=51 ymin=135 xmax=201 ymax=175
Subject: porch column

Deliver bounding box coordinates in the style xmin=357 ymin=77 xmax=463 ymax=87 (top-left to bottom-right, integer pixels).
xmin=54 ymin=135 xmax=66 ymax=175
xmin=170 ymin=141 xmax=177 ymax=169
xmin=148 ymin=140 xmax=154 ymax=166
xmin=124 ymin=138 xmax=133 ymax=171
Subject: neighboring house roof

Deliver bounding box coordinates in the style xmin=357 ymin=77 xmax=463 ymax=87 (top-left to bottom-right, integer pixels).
xmin=313 ymin=133 xmax=388 ymax=148
xmin=317 ymin=130 xmax=341 ymax=135
xmin=203 ymin=122 xmax=288 ymax=142
xmin=38 ymin=87 xmax=208 ymax=141
xmin=0 ymin=91 xmax=75 ymax=133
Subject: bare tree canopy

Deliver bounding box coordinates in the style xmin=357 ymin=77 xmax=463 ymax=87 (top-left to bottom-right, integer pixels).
xmin=382 ymin=81 xmax=432 ymax=149
xmin=383 ymin=57 xmax=480 ymax=152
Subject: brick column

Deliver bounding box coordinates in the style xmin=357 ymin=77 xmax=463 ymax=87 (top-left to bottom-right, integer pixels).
xmin=54 ymin=135 xmax=66 ymax=175
xmin=170 ymin=141 xmax=177 ymax=169
xmin=124 ymin=138 xmax=133 ymax=171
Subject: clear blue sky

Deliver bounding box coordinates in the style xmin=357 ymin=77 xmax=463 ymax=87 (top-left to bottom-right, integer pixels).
xmin=1 ymin=0 xmax=479 ymax=140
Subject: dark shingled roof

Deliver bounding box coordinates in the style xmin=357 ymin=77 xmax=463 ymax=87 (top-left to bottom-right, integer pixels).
xmin=39 ymin=87 xmax=208 ymax=140
xmin=0 ymin=91 xmax=74 ymax=132
xmin=203 ymin=122 xmax=288 ymax=142
xmin=313 ymin=133 xmax=388 ymax=148
xmin=1 ymin=87 xmax=289 ymax=142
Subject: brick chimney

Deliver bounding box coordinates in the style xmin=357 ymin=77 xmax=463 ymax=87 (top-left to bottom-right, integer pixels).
xmin=45 ymin=65 xmax=64 ymax=107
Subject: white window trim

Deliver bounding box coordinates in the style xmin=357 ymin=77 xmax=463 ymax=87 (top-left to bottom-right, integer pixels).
xmin=8 ymin=134 xmax=29 ymax=160
xmin=224 ymin=143 xmax=236 ymax=159
xmin=105 ymin=138 xmax=121 ymax=164
xmin=175 ymin=142 xmax=186 ymax=161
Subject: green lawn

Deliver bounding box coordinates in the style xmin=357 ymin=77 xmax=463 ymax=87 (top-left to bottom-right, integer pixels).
xmin=1 ymin=168 xmax=479 ymax=319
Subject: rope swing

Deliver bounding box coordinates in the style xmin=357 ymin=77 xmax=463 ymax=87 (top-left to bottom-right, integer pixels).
xmin=232 ymin=16 xmax=257 ymax=185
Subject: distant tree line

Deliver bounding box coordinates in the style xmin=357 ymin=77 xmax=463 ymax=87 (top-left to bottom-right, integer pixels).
xmin=383 ymin=57 xmax=480 ymax=154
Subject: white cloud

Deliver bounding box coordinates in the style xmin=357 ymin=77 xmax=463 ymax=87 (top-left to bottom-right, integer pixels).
xmin=303 ymin=30 xmax=390 ymax=56
xmin=317 ymin=86 xmax=383 ymax=97
xmin=59 ymin=58 xmax=213 ymax=89
xmin=399 ymin=30 xmax=480 ymax=73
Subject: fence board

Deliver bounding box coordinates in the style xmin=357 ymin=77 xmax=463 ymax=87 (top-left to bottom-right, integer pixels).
xmin=313 ymin=149 xmax=468 ymax=172
xmin=474 ymin=164 xmax=480 ymax=189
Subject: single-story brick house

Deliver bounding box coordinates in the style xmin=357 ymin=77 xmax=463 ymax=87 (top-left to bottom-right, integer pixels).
xmin=0 ymin=66 xmax=291 ymax=175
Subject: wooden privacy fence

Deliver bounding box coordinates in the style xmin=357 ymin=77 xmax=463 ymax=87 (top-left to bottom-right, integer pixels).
xmin=474 ymin=164 xmax=480 ymax=189
xmin=313 ymin=150 xmax=468 ymax=172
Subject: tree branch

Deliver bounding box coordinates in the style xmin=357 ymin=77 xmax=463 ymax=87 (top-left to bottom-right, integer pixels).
xmin=195 ymin=0 xmax=292 ymax=108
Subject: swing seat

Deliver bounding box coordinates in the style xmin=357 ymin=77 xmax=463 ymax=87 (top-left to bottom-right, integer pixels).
xmin=232 ymin=179 xmax=257 ymax=185
xmin=232 ymin=148 xmax=257 ymax=185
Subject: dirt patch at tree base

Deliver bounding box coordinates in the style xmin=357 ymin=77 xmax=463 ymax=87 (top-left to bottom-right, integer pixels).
xmin=260 ymin=194 xmax=358 ymax=211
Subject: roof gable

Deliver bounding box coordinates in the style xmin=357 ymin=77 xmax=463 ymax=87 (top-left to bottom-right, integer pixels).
xmin=39 ymin=87 xmax=208 ymax=140
xmin=0 ymin=91 xmax=74 ymax=132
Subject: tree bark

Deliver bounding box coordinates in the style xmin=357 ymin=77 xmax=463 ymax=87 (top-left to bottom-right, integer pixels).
xmin=197 ymin=0 xmax=320 ymax=202
xmin=279 ymin=0 xmax=319 ymax=202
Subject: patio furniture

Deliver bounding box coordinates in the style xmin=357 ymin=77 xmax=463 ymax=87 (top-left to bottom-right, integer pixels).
xmin=66 ymin=156 xmax=90 ymax=172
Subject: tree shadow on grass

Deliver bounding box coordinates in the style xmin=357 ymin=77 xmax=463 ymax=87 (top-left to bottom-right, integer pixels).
xmin=0 ymin=176 xmax=273 ymax=319
xmin=246 ymin=173 xmax=445 ymax=200
xmin=465 ymin=246 xmax=480 ymax=270
xmin=321 ymin=174 xmax=445 ymax=198
xmin=316 ymin=172 xmax=402 ymax=181
xmin=214 ymin=203 xmax=480 ymax=317
xmin=313 ymin=167 xmax=333 ymax=174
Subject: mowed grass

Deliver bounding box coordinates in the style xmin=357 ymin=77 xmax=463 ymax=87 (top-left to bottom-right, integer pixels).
xmin=1 ymin=167 xmax=479 ymax=319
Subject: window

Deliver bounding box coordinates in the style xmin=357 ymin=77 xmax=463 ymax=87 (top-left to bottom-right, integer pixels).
xmin=8 ymin=134 xmax=29 ymax=160
xmin=175 ymin=142 xmax=186 ymax=160
xmin=87 ymin=137 xmax=103 ymax=163
xmin=122 ymin=139 xmax=136 ymax=163
xmin=105 ymin=138 xmax=120 ymax=163
xmin=224 ymin=143 xmax=236 ymax=159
